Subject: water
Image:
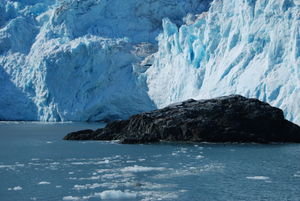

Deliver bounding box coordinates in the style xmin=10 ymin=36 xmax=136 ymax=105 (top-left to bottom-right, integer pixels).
xmin=0 ymin=122 xmax=300 ymax=201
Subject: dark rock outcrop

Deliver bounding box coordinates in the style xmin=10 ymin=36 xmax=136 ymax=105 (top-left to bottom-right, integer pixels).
xmin=64 ymin=129 xmax=94 ymax=140
xmin=64 ymin=95 xmax=300 ymax=144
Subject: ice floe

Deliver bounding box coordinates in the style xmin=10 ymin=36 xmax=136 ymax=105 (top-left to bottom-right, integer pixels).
xmin=95 ymin=190 xmax=137 ymax=200
xmin=246 ymin=176 xmax=270 ymax=180
xmin=8 ymin=186 xmax=22 ymax=191
xmin=63 ymin=196 xmax=81 ymax=201
xmin=38 ymin=181 xmax=51 ymax=185
xmin=120 ymin=165 xmax=167 ymax=173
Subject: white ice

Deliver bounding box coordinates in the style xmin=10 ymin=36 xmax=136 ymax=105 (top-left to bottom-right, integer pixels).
xmin=246 ymin=176 xmax=270 ymax=180
xmin=95 ymin=190 xmax=137 ymax=200
xmin=8 ymin=186 xmax=22 ymax=191
xmin=120 ymin=165 xmax=166 ymax=173
xmin=1 ymin=0 xmax=299 ymax=124
xmin=0 ymin=0 xmax=210 ymax=121
xmin=38 ymin=181 xmax=51 ymax=185
xmin=146 ymin=0 xmax=300 ymax=125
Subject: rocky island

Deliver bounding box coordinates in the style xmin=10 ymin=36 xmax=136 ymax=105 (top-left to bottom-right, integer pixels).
xmin=64 ymin=95 xmax=300 ymax=144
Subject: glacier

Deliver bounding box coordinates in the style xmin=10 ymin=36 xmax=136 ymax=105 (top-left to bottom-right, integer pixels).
xmin=146 ymin=0 xmax=300 ymax=125
xmin=0 ymin=0 xmax=211 ymax=121
xmin=0 ymin=0 xmax=299 ymax=125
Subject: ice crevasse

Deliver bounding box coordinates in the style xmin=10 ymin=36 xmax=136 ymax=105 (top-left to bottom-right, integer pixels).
xmin=146 ymin=0 xmax=300 ymax=125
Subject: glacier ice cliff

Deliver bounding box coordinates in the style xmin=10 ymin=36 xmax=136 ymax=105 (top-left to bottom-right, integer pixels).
xmin=146 ymin=0 xmax=300 ymax=125
xmin=0 ymin=0 xmax=299 ymax=125
xmin=0 ymin=0 xmax=210 ymax=121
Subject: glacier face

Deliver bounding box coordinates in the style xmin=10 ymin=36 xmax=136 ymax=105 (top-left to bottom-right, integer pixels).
xmin=146 ymin=0 xmax=300 ymax=124
xmin=1 ymin=0 xmax=299 ymax=124
xmin=0 ymin=0 xmax=211 ymax=121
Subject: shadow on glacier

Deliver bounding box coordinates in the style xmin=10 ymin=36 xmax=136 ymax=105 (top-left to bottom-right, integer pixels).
xmin=41 ymin=39 xmax=157 ymax=121
xmin=52 ymin=0 xmax=213 ymax=43
xmin=0 ymin=66 xmax=38 ymax=120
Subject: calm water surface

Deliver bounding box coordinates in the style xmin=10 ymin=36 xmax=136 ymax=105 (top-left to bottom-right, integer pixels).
xmin=0 ymin=122 xmax=300 ymax=201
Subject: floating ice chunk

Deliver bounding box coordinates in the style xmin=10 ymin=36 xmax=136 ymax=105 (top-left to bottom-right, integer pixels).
xmin=71 ymin=160 xmax=110 ymax=165
xmin=13 ymin=186 xmax=22 ymax=191
xmin=38 ymin=181 xmax=51 ymax=185
xmin=74 ymin=183 xmax=102 ymax=190
xmin=95 ymin=190 xmax=137 ymax=200
xmin=196 ymin=155 xmax=204 ymax=159
xmin=70 ymin=175 xmax=104 ymax=180
xmin=137 ymin=182 xmax=176 ymax=190
xmin=120 ymin=165 xmax=166 ymax=173
xmin=8 ymin=186 xmax=22 ymax=191
xmin=95 ymin=169 xmax=112 ymax=173
xmin=62 ymin=196 xmax=81 ymax=201
xmin=102 ymin=173 xmax=123 ymax=179
xmin=0 ymin=165 xmax=12 ymax=168
xmin=153 ymin=164 xmax=223 ymax=179
xmin=139 ymin=190 xmax=179 ymax=201
xmin=0 ymin=163 xmax=24 ymax=170
xmin=126 ymin=160 xmax=136 ymax=163
xmin=246 ymin=176 xmax=270 ymax=180
xmin=71 ymin=162 xmax=87 ymax=165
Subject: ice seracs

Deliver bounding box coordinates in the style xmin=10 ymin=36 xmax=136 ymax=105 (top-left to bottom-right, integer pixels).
xmin=146 ymin=0 xmax=300 ymax=124
xmin=0 ymin=0 xmax=299 ymax=125
xmin=0 ymin=0 xmax=211 ymax=121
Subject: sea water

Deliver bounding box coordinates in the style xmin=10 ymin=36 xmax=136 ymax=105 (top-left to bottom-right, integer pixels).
xmin=0 ymin=122 xmax=300 ymax=201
